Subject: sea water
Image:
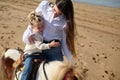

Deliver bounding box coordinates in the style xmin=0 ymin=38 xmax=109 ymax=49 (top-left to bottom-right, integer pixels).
xmin=74 ymin=0 xmax=120 ymax=8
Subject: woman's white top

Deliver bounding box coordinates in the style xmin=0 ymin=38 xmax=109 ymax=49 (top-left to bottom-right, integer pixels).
xmin=23 ymin=0 xmax=73 ymax=63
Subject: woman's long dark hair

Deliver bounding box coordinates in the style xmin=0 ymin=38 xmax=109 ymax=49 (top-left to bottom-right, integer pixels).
xmin=56 ymin=0 xmax=76 ymax=57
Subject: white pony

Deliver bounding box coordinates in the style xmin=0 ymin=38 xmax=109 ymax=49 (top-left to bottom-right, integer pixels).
xmin=1 ymin=48 xmax=84 ymax=80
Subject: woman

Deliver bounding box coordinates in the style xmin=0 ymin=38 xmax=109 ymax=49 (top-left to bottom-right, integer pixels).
xmin=22 ymin=0 xmax=76 ymax=80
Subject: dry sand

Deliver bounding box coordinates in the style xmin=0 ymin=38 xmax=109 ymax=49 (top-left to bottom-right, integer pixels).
xmin=0 ymin=0 xmax=120 ymax=80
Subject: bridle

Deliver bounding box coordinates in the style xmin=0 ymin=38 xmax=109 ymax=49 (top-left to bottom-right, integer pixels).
xmin=64 ymin=71 xmax=72 ymax=80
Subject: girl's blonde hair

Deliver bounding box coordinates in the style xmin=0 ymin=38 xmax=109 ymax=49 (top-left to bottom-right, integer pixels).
xmin=28 ymin=11 xmax=43 ymax=25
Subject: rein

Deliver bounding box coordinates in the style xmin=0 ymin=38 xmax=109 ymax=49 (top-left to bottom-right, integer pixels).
xmin=43 ymin=61 xmax=48 ymax=80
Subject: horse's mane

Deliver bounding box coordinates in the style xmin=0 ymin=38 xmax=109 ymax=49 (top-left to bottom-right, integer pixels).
xmin=39 ymin=61 xmax=72 ymax=80
xmin=55 ymin=61 xmax=72 ymax=80
xmin=54 ymin=61 xmax=85 ymax=80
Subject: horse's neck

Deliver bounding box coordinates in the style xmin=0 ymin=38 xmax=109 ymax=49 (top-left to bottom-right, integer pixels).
xmin=36 ymin=61 xmax=70 ymax=80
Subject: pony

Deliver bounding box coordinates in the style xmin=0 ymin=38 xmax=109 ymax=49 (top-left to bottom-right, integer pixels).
xmin=1 ymin=48 xmax=85 ymax=80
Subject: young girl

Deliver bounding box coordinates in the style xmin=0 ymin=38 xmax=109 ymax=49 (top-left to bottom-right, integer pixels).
xmin=24 ymin=11 xmax=59 ymax=55
xmin=21 ymin=11 xmax=60 ymax=80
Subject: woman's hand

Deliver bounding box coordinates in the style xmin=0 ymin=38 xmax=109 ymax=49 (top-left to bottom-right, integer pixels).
xmin=28 ymin=34 xmax=36 ymax=43
xmin=49 ymin=40 xmax=60 ymax=47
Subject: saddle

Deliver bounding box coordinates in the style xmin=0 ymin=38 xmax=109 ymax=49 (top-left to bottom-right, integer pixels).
xmin=29 ymin=59 xmax=43 ymax=80
xmin=13 ymin=53 xmax=45 ymax=80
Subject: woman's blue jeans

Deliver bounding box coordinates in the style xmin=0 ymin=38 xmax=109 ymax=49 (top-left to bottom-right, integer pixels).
xmin=43 ymin=46 xmax=63 ymax=62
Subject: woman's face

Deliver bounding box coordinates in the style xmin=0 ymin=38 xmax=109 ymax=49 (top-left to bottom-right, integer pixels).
xmin=52 ymin=4 xmax=62 ymax=17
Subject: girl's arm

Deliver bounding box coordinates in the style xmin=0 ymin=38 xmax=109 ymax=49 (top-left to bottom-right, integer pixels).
xmin=35 ymin=40 xmax=60 ymax=50
xmin=35 ymin=41 xmax=50 ymax=50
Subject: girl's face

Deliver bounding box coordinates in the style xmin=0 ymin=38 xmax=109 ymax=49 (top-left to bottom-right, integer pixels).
xmin=32 ymin=21 xmax=44 ymax=33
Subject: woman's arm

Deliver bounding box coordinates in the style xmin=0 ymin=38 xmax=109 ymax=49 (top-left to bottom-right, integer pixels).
xmin=35 ymin=0 xmax=49 ymax=15
xmin=22 ymin=25 xmax=33 ymax=44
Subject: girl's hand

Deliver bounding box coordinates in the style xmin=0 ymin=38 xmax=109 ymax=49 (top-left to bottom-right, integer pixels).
xmin=28 ymin=34 xmax=36 ymax=43
xmin=49 ymin=40 xmax=60 ymax=47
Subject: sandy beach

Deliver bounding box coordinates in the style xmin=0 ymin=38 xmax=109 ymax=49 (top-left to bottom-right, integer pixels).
xmin=0 ymin=0 xmax=120 ymax=80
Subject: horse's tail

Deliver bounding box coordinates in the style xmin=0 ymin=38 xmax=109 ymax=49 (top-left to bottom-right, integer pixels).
xmin=0 ymin=47 xmax=9 ymax=80
xmin=0 ymin=47 xmax=9 ymax=72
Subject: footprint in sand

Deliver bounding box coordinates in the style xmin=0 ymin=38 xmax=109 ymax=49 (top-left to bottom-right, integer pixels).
xmin=2 ymin=25 xmax=8 ymax=29
xmin=5 ymin=42 xmax=9 ymax=45
xmin=102 ymin=70 xmax=115 ymax=80
xmin=0 ymin=44 xmax=3 ymax=47
xmin=1 ymin=32 xmax=4 ymax=34
xmin=79 ymin=35 xmax=87 ymax=39
xmin=115 ymin=47 xmax=120 ymax=52
xmin=8 ymin=36 xmax=11 ymax=39
xmin=1 ymin=34 xmax=13 ymax=40
xmin=13 ymin=41 xmax=17 ymax=44
xmin=11 ymin=30 xmax=15 ymax=34
xmin=0 ymin=36 xmax=4 ymax=39
xmin=92 ymin=53 xmax=107 ymax=64
xmin=116 ymin=39 xmax=120 ymax=43
xmin=13 ymin=41 xmax=20 ymax=45
xmin=0 ymin=5 xmax=8 ymax=12
xmin=112 ymin=47 xmax=115 ymax=50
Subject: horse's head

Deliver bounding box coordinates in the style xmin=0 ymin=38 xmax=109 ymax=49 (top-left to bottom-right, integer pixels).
xmin=55 ymin=61 xmax=86 ymax=80
xmin=64 ymin=67 xmax=85 ymax=80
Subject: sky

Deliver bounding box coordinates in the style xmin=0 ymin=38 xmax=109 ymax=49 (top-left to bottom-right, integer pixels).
xmin=74 ymin=0 xmax=120 ymax=8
